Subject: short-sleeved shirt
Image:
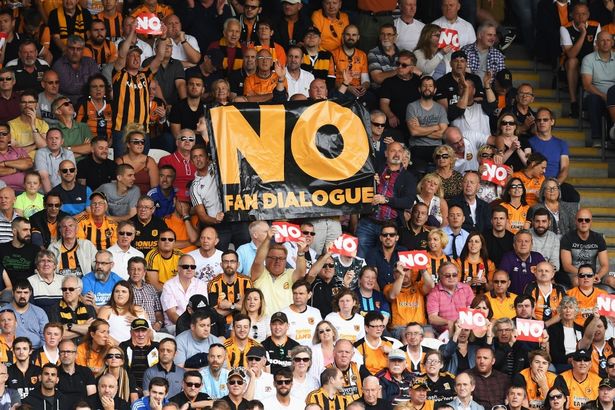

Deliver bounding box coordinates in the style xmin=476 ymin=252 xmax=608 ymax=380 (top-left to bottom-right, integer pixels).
xmin=379 ymin=75 xmax=421 ymax=126
xmin=567 ymin=286 xmax=608 ymax=326
xmin=81 ymin=271 xmax=123 ymax=305
xmin=243 ymin=72 xmax=285 ymax=96
xmin=559 ymin=369 xmax=601 ymax=410
xmin=426 ymin=282 xmax=474 ymax=331
xmin=160 ymin=276 xmax=209 ymax=326
xmin=431 ymin=16 xmax=477 ymax=48
xmin=77 ymin=215 xmax=117 ymax=250
xmin=580 ymin=51 xmax=615 ymax=94
xmin=145 ymin=248 xmax=182 ymax=284
xmin=49 ymin=183 xmax=92 ymax=215
xmin=130 ymin=215 xmax=168 ymax=254
xmin=96 ymin=182 xmax=140 ymax=217
xmin=560 ymin=230 xmax=607 ymax=273
xmin=0 ymin=146 xmax=29 ymax=191
xmin=57 ymin=364 xmax=96 ymax=410
xmin=499 ymin=251 xmax=545 ymax=295
xmin=143 ymin=57 xmax=185 ymax=107
xmin=486 ymin=292 xmax=517 ymax=320
xmin=0 ymin=241 xmax=38 ymax=284
xmin=190 ymin=169 xmax=223 ymax=216
xmin=9 ymin=117 xmax=50 ymax=151
xmin=57 ymin=119 xmax=94 ymax=150
xmin=280 ymin=305 xmax=322 ymax=346
xmin=384 ymin=281 xmax=428 ymax=327
xmin=76 ymin=155 xmax=116 ymax=191
xmin=34 ymin=147 xmax=76 ymax=189
xmin=311 ymin=9 xmax=349 ymax=51
xmin=528 ymin=136 xmax=569 ymax=178
xmin=330 ymin=47 xmax=368 ymax=87
xmin=406 ymin=100 xmax=449 ymax=147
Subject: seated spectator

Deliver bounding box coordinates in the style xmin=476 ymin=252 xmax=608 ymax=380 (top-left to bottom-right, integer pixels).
xmin=162 ymin=199 xmax=198 ymax=253
xmin=4 ymin=280 xmax=49 ymax=349
xmin=169 ymin=371 xmax=212 ymax=408
xmin=142 ymin=337 xmax=185 ymax=398
xmin=299 ymin=26 xmax=335 ymax=91
xmin=52 ymin=35 xmax=100 ymax=106
xmin=52 ymin=96 xmax=93 ymax=159
xmin=132 ymin=377 xmax=170 ymax=410
xmin=0 ymin=123 xmax=33 ymax=193
xmin=414 ymin=24 xmax=451 ymax=80
xmin=476 ymin=145 xmax=506 ymax=204
xmin=577 ymin=314 xmax=613 ymax=378
xmin=113 ymin=15 xmax=154 ymax=64
xmin=239 ymin=49 xmax=287 ymax=102
xmin=509 ymin=152 xmax=547 ymax=207
xmin=47 ymin=274 xmax=97 ymax=343
xmin=461 ymin=21 xmax=506 ymax=81
xmin=221 ymin=368 xmax=252 ymax=409
xmin=559 ymin=349 xmax=601 ymax=409
xmin=27 ymin=250 xmax=63 ymax=309
xmin=48 ymin=215 xmax=98 ymax=277
xmin=427 ymin=262 xmax=474 ymax=334
xmin=8 ymin=90 xmax=49 ymax=156
xmin=77 ymin=192 xmax=117 ymax=250
xmin=307 ymin=253 xmax=347 ymax=317
xmin=324 ymin=289 xmax=365 ymax=344
xmin=530 ymin=209 xmax=561 ymax=271
xmin=223 ymin=313 xmax=261 ymax=369
xmin=261 ymin=312 xmax=300 ymax=374
xmin=115 ymin=125 xmax=158 ymax=195
xmin=118 ymin=318 xmax=160 ymax=391
xmin=560 ymin=209 xmax=611 ymax=288
xmin=525 ymin=261 xmax=566 ymax=326
xmin=49 ymin=159 xmax=91 ymax=216
xmin=146 ymin=229 xmax=183 ymax=292
xmin=81 ymin=249 xmax=122 ymax=309
xmin=468 ymin=347 xmax=511 ymax=409
xmin=83 ymin=19 xmax=118 ymax=68
xmin=432 ymin=0 xmax=476 ymax=49
xmin=176 ymin=294 xmax=227 ymax=338
xmin=486 ymin=270 xmax=517 ymax=320
xmin=252 ymin=18 xmax=286 ymax=66
xmin=424 ymin=229 xmax=454 ymax=282
xmin=185 ymin=53 xmax=224 ymax=106
xmin=96 ymin=164 xmax=140 ymax=221
xmin=530 ymin=178 xmax=578 ymax=236
xmin=376 ymin=349 xmax=414 ymax=406
xmin=75 ymin=74 xmax=113 ymax=140
xmin=310 ymin=0 xmax=349 ymax=52
xmin=355 ymin=266 xmax=391 ymax=323
xmin=330 ymin=25 xmax=372 ymax=104
xmin=75 ymin=319 xmax=109 ymax=376
xmin=450 ymin=171 xmax=492 ymax=234
xmin=444 ymin=126 xmax=485 ymax=174
xmin=443 ymin=204 xmax=468 ymax=259
xmin=0 ymin=69 xmax=22 ymax=123
xmin=284 ymin=46 xmax=315 ymax=99
xmin=6 ymin=40 xmax=50 ymax=93
xmin=236 ymin=220 xmax=269 ymax=275
xmin=502 ymin=83 xmax=537 ymax=139
xmin=147 ymin=165 xmax=177 ymax=219
xmin=34 ymin=128 xmax=75 ymax=193
xmin=567 ymin=264 xmax=609 ymax=327
xmin=14 ymin=171 xmax=44 ymax=218
xmin=399 ymin=202 xmax=430 ymax=251
xmin=76 ymin=137 xmax=116 ymax=191
xmin=86 ymin=373 xmax=130 ymax=410
xmin=560 ymin=3 xmax=600 ymax=118
xmin=0 ymin=217 xmax=38 ymax=287
xmin=175 ymin=310 xmax=221 ymax=369
xmin=435 ymin=51 xmax=484 ymax=121
xmin=160 ymin=129 xmax=196 ymax=202
xmin=367 ymin=23 xmax=400 ymax=91
xmin=500 ymin=230 xmax=545 ymax=295
xmin=547 ymin=296 xmax=583 ymax=372
xmin=37 ymin=71 xmax=62 ymax=127
xmin=107 ymin=221 xmax=143 ymax=280
xmin=208 ymin=18 xmax=244 ymax=76
xmin=30 ymin=193 xmax=67 ymax=248
xmin=395 ymin=0 xmax=425 ymax=52
xmin=22 ymin=363 xmax=67 ymax=409
xmin=98 ymin=280 xmax=148 ymax=344
xmin=455 ymin=233 xmax=495 ymax=295
xmin=500 ymin=177 xmax=531 ymax=234
xmin=164 ymin=14 xmax=201 ymax=68
xmin=494 ymin=114 xmax=530 ymax=173
xmin=433 ymin=145 xmax=463 ymax=200
xmin=143 ymin=37 xmax=186 ymax=108
xmin=306 ymin=367 xmax=349 ymax=407
xmin=450 ymin=76 xmax=495 ymax=140
xmin=280 ymin=280 xmax=321 ymax=346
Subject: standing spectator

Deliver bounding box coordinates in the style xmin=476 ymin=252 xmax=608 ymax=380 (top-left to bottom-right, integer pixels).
xmin=311 ymin=0 xmax=349 ymax=52
xmin=76 ymin=137 xmax=117 ymax=191
xmin=74 ymin=74 xmax=113 ymax=140
xmin=368 ymin=24 xmax=400 ymax=90
xmin=4 ymin=280 xmax=49 ymax=349
xmin=37 ymin=71 xmax=62 ymax=127
xmin=274 ymin=0 xmax=310 ymax=49
xmin=113 ymin=15 xmax=154 ymax=64
xmin=0 ymin=69 xmax=20 ymax=123
xmin=0 ymin=217 xmax=38 ymax=285
xmin=432 ymin=0 xmax=476 ymax=49
xmin=34 ymin=128 xmax=75 ymax=193
xmin=168 ymin=80 xmax=205 ymax=140
xmin=435 ymin=51 xmax=485 ymax=120
xmin=175 ymin=0 xmax=231 ymax=54
xmin=280 ymin=280 xmax=322 ymax=346
xmin=560 ymin=4 xmax=601 ymax=118
xmin=394 ymin=0 xmax=425 ymax=52
xmin=560 ymin=209 xmax=611 ymax=288
xmin=0 ymin=124 xmax=33 ymax=193
xmin=48 ymin=215 xmax=98 ymax=277
xmin=426 ymin=262 xmax=474 ymax=334
xmin=52 ymin=36 xmax=100 ymax=106
xmin=143 ymin=37 xmax=187 ymax=109
xmin=49 ymin=159 xmax=91 ymax=216
xmin=52 ymin=96 xmax=93 ymax=158
xmin=107 ymin=221 xmax=143 ymax=280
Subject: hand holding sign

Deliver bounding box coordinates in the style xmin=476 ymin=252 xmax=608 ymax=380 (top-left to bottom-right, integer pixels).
xmin=515 ymin=318 xmax=544 ymax=342
xmin=135 ymin=13 xmax=163 ymax=35
xmin=458 ymin=308 xmax=488 ymax=330
xmin=272 ymin=221 xmax=302 ymax=243
xmin=0 ymin=32 xmax=7 ymax=50
xmin=329 ymin=234 xmax=358 ymax=257
xmin=438 ymin=28 xmax=460 ymax=51
xmin=398 ymin=251 xmax=429 ymax=270
xmin=596 ymin=294 xmax=615 ymax=317
xmin=481 ymin=160 xmax=512 ymax=187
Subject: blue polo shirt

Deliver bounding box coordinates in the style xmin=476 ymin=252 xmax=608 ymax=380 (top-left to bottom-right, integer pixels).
xmin=147 ymin=186 xmax=176 ymax=218
xmin=81 ymin=271 xmax=123 ymax=306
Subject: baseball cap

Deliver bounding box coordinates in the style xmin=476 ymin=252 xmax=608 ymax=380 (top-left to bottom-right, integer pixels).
xmin=599 ymin=378 xmax=614 ymax=389
xmin=246 ymin=346 xmax=267 ymax=359
xmin=127 ymin=44 xmax=143 ymax=55
xmin=188 ymin=295 xmax=209 ymax=311
xmin=270 ymin=312 xmax=288 ymax=324
xmin=570 ymin=349 xmax=591 ymax=361
xmin=304 ymin=26 xmax=321 ymax=37
xmin=131 ymin=318 xmax=149 ymax=330
xmin=451 ymin=50 xmax=467 ymax=60
xmin=495 ymin=69 xmax=513 ymax=89
xmin=184 ymin=353 xmax=209 ymax=369
xmin=388 ymin=349 xmax=406 ymax=361
xmin=90 ymin=191 xmax=107 ymax=201
xmin=282 ymin=0 xmax=302 ymax=4
xmin=412 ymin=378 xmax=430 ymax=390
xmin=228 ymin=367 xmax=248 ymax=382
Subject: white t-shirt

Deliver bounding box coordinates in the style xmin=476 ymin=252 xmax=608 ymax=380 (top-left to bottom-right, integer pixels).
xmin=188 ymin=248 xmax=223 ymax=285
xmin=394 ymin=17 xmax=425 ymax=52
xmin=324 ymin=312 xmax=365 ymax=343
xmin=290 ymin=375 xmax=320 ymax=403
xmin=253 ymin=372 xmax=276 ymax=402
xmin=285 ymin=69 xmax=315 ymax=99
xmin=281 ymin=305 xmax=323 ymax=346
xmin=261 ymin=395 xmax=305 ymax=409
xmin=432 ymin=16 xmax=477 ymax=48
xmin=172 ymin=35 xmax=201 ymax=62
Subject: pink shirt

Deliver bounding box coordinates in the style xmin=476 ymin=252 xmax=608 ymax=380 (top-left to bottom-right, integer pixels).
xmin=0 ymin=146 xmax=29 ymax=192
xmin=160 ymin=275 xmax=208 ymax=327
xmin=426 ymin=282 xmax=475 ymax=331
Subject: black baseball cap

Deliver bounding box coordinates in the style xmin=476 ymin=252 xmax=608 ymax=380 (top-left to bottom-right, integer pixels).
xmin=131 ymin=318 xmax=149 ymax=330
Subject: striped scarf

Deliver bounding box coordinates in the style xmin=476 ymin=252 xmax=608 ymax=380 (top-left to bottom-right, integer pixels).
xmin=57 ymin=6 xmax=85 ymax=40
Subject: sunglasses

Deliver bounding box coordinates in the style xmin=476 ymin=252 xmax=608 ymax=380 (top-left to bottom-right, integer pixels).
xmin=371 ymin=121 xmax=386 ymax=127
xmin=577 ymin=218 xmax=591 ymax=223
xmin=577 ymin=273 xmax=594 ymax=279
xmin=159 ymin=237 xmax=175 ymax=242
xmin=396 ymin=62 xmax=412 ymax=68
xmin=302 ymin=231 xmax=316 ymax=236
xmin=573 ymin=357 xmax=591 ymax=362
xmin=536 ymin=118 xmax=551 ymax=122
xmin=480 ymin=153 xmax=494 ymax=158
xmin=59 ymin=101 xmax=72 ymax=108
xmin=131 ymin=140 xmax=145 ymax=145
xmin=319 ymin=328 xmax=332 ymax=334
xmin=493 ymin=280 xmax=508 ymax=284
xmin=45 ymin=80 xmax=60 ymax=84
xmin=106 ymin=353 xmax=123 ymax=359
xmin=180 ymin=264 xmax=196 ymax=270
xmin=501 ymin=121 xmax=516 ymax=126
xmin=244 ymin=4 xmax=259 ymax=9
xmin=228 ymin=379 xmax=244 ymax=386
xmin=293 ymin=357 xmax=310 ymax=362
xmin=323 ymin=263 xmax=335 ymax=269
xmin=548 ymin=394 xmax=563 ymax=400
xmin=118 ymin=231 xmax=134 ymax=236
xmin=179 ymin=136 xmax=195 ymax=142
xmin=185 ymin=382 xmax=202 ymax=388
xmin=381 ymin=233 xmax=396 ymax=237
xmin=435 ymin=154 xmax=450 ymax=159
xmin=61 ymin=287 xmax=77 ymax=292
xmin=247 ymin=357 xmax=262 ymax=362
xmin=275 ymin=379 xmax=292 ymax=385
xmin=607 ymin=363 xmax=615 ymax=368
xmin=509 ymin=184 xmax=523 ymax=189
xmin=0 ymin=77 xmax=13 ymax=81
xmin=61 ymin=168 xmax=76 ymax=174
xmin=46 ymin=203 xmax=61 ymax=208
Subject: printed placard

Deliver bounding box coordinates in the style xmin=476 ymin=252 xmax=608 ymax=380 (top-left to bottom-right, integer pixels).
xmin=329 ymin=234 xmax=358 ymax=257
xmin=481 ymin=160 xmax=512 ymax=187
xmin=272 ymin=221 xmax=302 ymax=243
xmin=438 ymin=28 xmax=460 ymax=51
xmin=458 ymin=308 xmax=487 ymax=330
xmin=596 ymin=294 xmax=615 ymax=317
xmin=398 ymin=251 xmax=429 ymax=270
xmin=516 ymin=318 xmax=544 ymax=342
xmin=135 ymin=13 xmax=163 ymax=35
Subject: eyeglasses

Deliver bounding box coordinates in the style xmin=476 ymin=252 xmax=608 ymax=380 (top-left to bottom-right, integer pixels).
xmin=518 ymin=92 xmax=534 ymax=97
xmin=95 ymin=261 xmax=112 ymax=265
xmin=46 ymin=203 xmax=61 ymax=208
xmin=302 ymin=231 xmax=316 ymax=236
xmin=425 ymin=359 xmax=441 ymax=365
xmin=45 ymin=80 xmax=60 ymax=85
xmin=319 ymin=328 xmax=332 ymax=334
xmin=137 ymin=205 xmax=154 ymax=210
xmin=396 ymin=62 xmax=412 ymax=68
xmin=256 ymin=56 xmax=272 ymax=60
xmin=266 ymin=256 xmax=285 ymax=262
xmin=501 ymin=121 xmax=516 ymax=126
xmin=536 ymin=118 xmax=551 ymax=122
xmin=244 ymin=4 xmax=259 ymax=9
xmin=275 ymin=379 xmax=292 ymax=385
xmin=159 ymin=237 xmax=175 ymax=242
xmin=118 ymin=231 xmax=134 ymax=236
xmin=548 ymin=394 xmax=563 ymax=400
xmin=61 ymin=168 xmax=76 ymax=174
xmin=106 ymin=353 xmax=123 ymax=359
xmin=435 ymin=154 xmax=450 ymax=160
xmin=59 ymin=101 xmax=72 ymax=108
xmin=131 ymin=140 xmax=145 ymax=145
xmin=493 ymin=280 xmax=508 ymax=284
xmin=293 ymin=357 xmax=310 ymax=362
xmin=0 ymin=131 xmax=9 ymax=137
xmin=381 ymin=233 xmax=396 ymax=238
xmin=59 ymin=350 xmax=76 ymax=354
xmin=179 ymin=136 xmax=195 ymax=142
xmin=91 ymin=201 xmax=106 ymax=207
xmin=371 ymin=121 xmax=386 ymax=127
xmin=480 ymin=153 xmax=494 ymax=158
xmin=61 ymin=287 xmax=78 ymax=292
xmin=185 ymin=382 xmax=202 ymax=388
xmin=0 ymin=77 xmax=13 ymax=81
xmin=545 ymin=186 xmax=559 ymax=191
xmin=510 ymin=184 xmax=523 ymax=189
xmin=228 ymin=379 xmax=244 ymax=386
xmin=577 ymin=273 xmax=594 ymax=279
xmin=440 ymin=274 xmax=457 ymax=278
xmin=577 ymin=218 xmax=591 ymax=223
xmin=180 ymin=264 xmax=197 ymax=270
xmin=323 ymin=263 xmax=335 ymax=269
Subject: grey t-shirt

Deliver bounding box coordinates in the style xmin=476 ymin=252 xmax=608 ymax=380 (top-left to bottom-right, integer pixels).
xmin=96 ymin=182 xmax=140 ymax=216
xmin=406 ymin=100 xmax=448 ymax=147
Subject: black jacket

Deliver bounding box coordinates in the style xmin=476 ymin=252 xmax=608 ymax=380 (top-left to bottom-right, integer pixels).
xmin=450 ymin=195 xmax=492 ymax=233
xmin=23 ymin=388 xmax=69 ymax=410
xmin=29 ymin=208 xmax=69 ymax=249
xmin=547 ymin=322 xmax=584 ymax=366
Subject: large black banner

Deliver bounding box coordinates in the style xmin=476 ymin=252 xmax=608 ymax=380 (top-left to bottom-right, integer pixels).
xmin=209 ymin=99 xmax=376 ymax=221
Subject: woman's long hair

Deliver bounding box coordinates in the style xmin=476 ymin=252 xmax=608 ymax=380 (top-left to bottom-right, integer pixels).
xmin=107 ymin=280 xmax=139 ymax=317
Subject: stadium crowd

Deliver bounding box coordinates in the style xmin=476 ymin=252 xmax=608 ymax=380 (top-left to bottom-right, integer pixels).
xmin=0 ymin=0 xmax=613 ymax=409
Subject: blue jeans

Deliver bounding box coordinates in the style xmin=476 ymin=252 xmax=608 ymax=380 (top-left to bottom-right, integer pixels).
xmin=356 ymin=218 xmax=382 ymax=259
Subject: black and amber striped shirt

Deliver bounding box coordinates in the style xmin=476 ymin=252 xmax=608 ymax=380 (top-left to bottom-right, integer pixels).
xmin=223 ymin=337 xmax=261 ymax=369
xmin=58 ymin=242 xmax=82 ymax=276
xmin=426 ymin=254 xmax=454 ymax=283
xmin=208 ymin=274 xmax=253 ymax=322
xmin=84 ymin=40 xmax=118 ymax=66
xmin=208 ymin=38 xmax=244 ymax=74
xmin=306 ymin=387 xmax=349 ymax=410
xmin=301 ymin=48 xmax=335 ymax=81
xmin=112 ymin=67 xmax=152 ymax=132
xmin=102 ymin=11 xmax=123 ymax=41
xmin=76 ymin=215 xmax=117 ymax=250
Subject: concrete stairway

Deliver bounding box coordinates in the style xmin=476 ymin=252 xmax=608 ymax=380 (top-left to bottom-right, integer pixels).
xmin=507 ymin=51 xmax=615 ymax=273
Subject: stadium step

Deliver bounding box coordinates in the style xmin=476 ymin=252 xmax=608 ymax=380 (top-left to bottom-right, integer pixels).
xmin=568 ymin=161 xmax=608 ymax=178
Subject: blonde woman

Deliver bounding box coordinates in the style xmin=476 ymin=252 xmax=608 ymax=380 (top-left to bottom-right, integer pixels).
xmin=98 ymin=346 xmax=138 ymax=403
xmin=433 ymin=145 xmax=463 ymax=200
xmin=416 ymin=173 xmax=448 ymax=229
xmin=239 ymin=288 xmax=270 ymax=342
xmin=425 ymin=229 xmax=454 ymax=283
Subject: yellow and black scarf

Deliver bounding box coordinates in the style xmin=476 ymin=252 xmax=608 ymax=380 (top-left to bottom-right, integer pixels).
xmin=57 ymin=6 xmax=86 ymax=41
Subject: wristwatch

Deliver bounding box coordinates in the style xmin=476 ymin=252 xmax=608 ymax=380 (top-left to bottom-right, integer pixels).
xmin=67 ymin=323 xmax=73 ymax=331
xmin=230 ymin=303 xmax=236 ymax=310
